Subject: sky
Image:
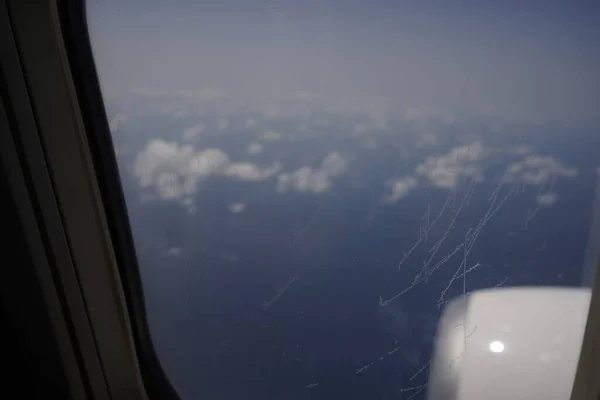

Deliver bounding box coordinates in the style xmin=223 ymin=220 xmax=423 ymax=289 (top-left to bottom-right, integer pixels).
xmin=87 ymin=1 xmax=600 ymax=399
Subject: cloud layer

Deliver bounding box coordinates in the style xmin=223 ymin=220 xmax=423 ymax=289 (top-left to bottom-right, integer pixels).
xmin=276 ymin=152 xmax=349 ymax=194
xmin=503 ymin=156 xmax=578 ymax=185
xmin=134 ymin=139 xmax=281 ymax=204
xmin=382 ymin=142 xmax=578 ymax=204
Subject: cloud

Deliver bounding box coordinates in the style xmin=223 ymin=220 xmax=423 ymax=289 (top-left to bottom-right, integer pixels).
xmin=381 ymin=143 xmax=577 ymax=207
xmin=134 ymin=139 xmax=281 ymax=204
xmin=217 ymin=117 xmax=229 ymax=131
xmin=277 ymin=168 xmax=331 ymax=194
xmin=183 ymin=123 xmax=205 ymax=140
xmin=415 ymin=141 xmax=485 ymax=189
xmin=246 ymin=118 xmax=257 ymax=128
xmin=320 ymin=151 xmax=349 ymax=177
xmin=503 ymin=155 xmax=577 ymax=185
xmin=247 ymin=142 xmax=263 ymax=155
xmin=109 ymin=113 xmax=127 ymax=133
xmin=228 ymin=202 xmax=246 ymax=213
xmin=224 ymin=162 xmax=281 ymax=181
xmin=276 ymin=151 xmax=349 ymax=194
xmin=537 ymin=193 xmax=557 ymax=206
xmin=262 ymin=130 xmax=282 ymax=141
xmin=382 ymin=176 xmax=418 ymax=203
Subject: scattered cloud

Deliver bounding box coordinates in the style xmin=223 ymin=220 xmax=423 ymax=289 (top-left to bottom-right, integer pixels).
xmin=262 ymin=130 xmax=282 ymax=141
xmin=277 ymin=168 xmax=331 ymax=193
xmin=134 ymin=139 xmax=281 ymax=205
xmin=224 ymin=162 xmax=281 ymax=181
xmin=247 ymin=142 xmax=263 ymax=155
xmin=382 ymin=176 xmax=418 ymax=203
xmin=183 ymin=123 xmax=205 ymax=140
xmin=503 ymin=155 xmax=577 ymax=185
xmin=537 ymin=193 xmax=558 ymax=206
xmin=415 ymin=141 xmax=485 ymax=189
xmin=381 ymin=143 xmax=578 ymax=207
xmin=228 ymin=202 xmax=246 ymax=213
xmin=320 ymin=151 xmax=349 ymax=177
xmin=276 ymin=151 xmax=349 ymax=194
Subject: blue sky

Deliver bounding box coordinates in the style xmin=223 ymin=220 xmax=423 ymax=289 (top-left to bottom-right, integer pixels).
xmin=87 ymin=1 xmax=600 ymax=399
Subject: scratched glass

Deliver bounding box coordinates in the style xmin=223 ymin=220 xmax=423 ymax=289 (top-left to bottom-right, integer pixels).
xmin=87 ymin=1 xmax=600 ymax=399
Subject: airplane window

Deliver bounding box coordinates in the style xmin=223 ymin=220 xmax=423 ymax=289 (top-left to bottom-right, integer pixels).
xmin=86 ymin=1 xmax=600 ymax=398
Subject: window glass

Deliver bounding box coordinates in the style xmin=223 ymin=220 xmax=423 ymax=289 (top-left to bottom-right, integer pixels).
xmin=87 ymin=1 xmax=600 ymax=398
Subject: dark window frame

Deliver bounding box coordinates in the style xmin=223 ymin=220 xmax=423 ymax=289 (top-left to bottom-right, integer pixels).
xmin=57 ymin=1 xmax=181 ymax=398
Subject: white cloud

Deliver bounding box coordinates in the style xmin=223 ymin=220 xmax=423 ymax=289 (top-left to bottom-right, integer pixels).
xmin=217 ymin=117 xmax=229 ymax=131
xmin=503 ymin=155 xmax=577 ymax=185
xmin=224 ymin=162 xmax=281 ymax=181
xmin=277 ymin=168 xmax=330 ymax=193
xmin=247 ymin=142 xmax=263 ymax=155
xmin=183 ymin=123 xmax=205 ymax=140
xmin=537 ymin=193 xmax=558 ymax=206
xmin=382 ymin=176 xmax=418 ymax=203
xmin=320 ymin=151 xmax=349 ymax=177
xmin=109 ymin=113 xmax=127 ymax=133
xmin=228 ymin=202 xmax=246 ymax=213
xmin=381 ymin=141 xmax=484 ymax=204
xmin=416 ymin=133 xmax=437 ymax=148
xmin=262 ymin=130 xmax=282 ymax=141
xmin=276 ymin=151 xmax=349 ymax=194
xmin=415 ymin=141 xmax=485 ymax=189
xmin=134 ymin=139 xmax=281 ymax=204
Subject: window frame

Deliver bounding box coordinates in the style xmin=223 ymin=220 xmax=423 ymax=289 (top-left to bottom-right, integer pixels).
xmin=2 ymin=0 xmax=600 ymax=398
xmin=2 ymin=0 xmax=178 ymax=398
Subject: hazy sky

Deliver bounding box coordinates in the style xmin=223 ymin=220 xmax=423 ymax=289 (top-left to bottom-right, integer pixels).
xmin=88 ymin=0 xmax=600 ymax=123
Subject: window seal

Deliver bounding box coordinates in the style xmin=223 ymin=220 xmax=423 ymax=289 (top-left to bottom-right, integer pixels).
xmin=55 ymin=0 xmax=182 ymax=398
xmin=4 ymin=0 xmax=173 ymax=398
